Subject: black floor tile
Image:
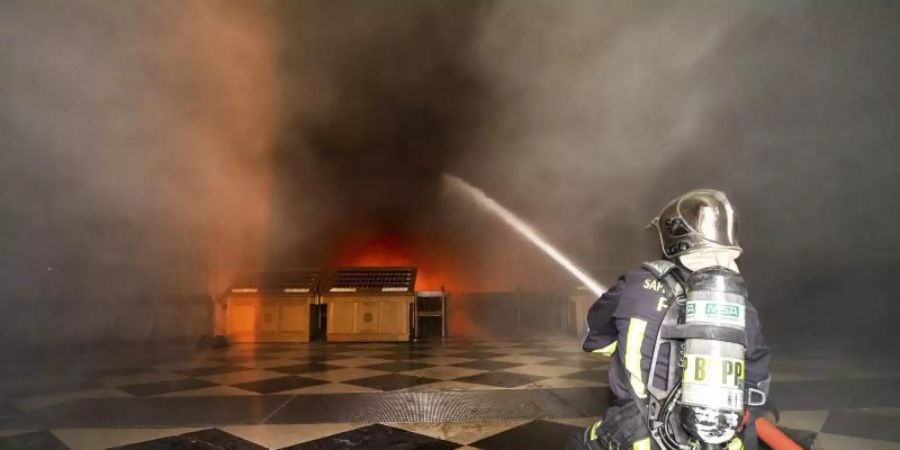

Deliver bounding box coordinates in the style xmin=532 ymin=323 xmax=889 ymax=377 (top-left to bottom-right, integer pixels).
xmin=295 ymin=354 xmax=355 ymax=364
xmin=10 ymin=395 xmax=292 ymax=428
xmin=548 ymin=387 xmax=611 ymax=416
xmin=118 ymin=378 xmax=218 ymax=397
xmin=512 ymin=342 xmax=558 ymax=349
xmin=209 ymin=355 xmax=278 ymax=364
xmin=451 ymin=360 xmax=522 ymax=371
xmin=471 ymin=419 xmax=582 ymax=450
xmin=292 ymin=348 xmax=330 ymax=355
xmin=446 ymin=351 xmax=507 ymax=359
xmin=369 ymin=352 xmax=434 ymax=360
xmin=254 ymin=346 xmax=303 ymax=354
xmin=175 ymin=365 xmax=252 ymax=377
xmin=282 ymin=423 xmax=459 ymax=450
xmin=138 ymin=355 xmax=201 ymax=368
xmin=80 ymin=366 xmax=153 ymax=377
xmin=180 ymin=428 xmax=268 ymax=450
xmin=344 ymin=374 xmax=441 ymax=391
xmin=0 ymin=400 xmax=18 ymax=418
xmin=821 ymin=409 xmax=900 ymax=442
xmin=774 ymin=379 xmax=900 ymax=410
xmin=321 ymin=342 xmax=356 ymax=352
xmin=267 ymin=362 xmax=343 ymax=374
xmin=113 ymin=428 xmax=266 ymax=449
xmin=441 ymin=342 xmax=479 ymax=348
xmin=408 ymin=342 xmax=445 ymax=349
xmin=561 ymin=369 xmax=607 ymax=382
xmin=0 ymin=430 xmax=68 ymax=450
xmin=519 ymin=351 xmax=580 ymax=359
xmin=454 ymin=372 xmax=546 ymax=388
xmin=111 ymin=434 xmax=187 ymax=448
xmin=759 ymin=427 xmax=818 ymax=450
xmin=3 ymin=378 xmax=101 ymax=400
xmin=542 ymin=358 xmax=606 ymax=370
xmin=363 ymin=361 xmax=436 ymax=372
xmin=231 ymin=376 xmax=328 ymax=394
xmin=318 ymin=345 xmax=360 ymax=353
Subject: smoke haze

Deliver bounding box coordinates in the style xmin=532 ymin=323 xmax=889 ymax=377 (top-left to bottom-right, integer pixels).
xmin=1 ymin=1 xmax=897 ymax=347
xmin=1 ymin=0 xmax=281 ymax=344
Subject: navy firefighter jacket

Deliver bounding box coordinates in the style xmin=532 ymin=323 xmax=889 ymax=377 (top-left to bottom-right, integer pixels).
xmin=582 ymin=266 xmax=771 ymax=402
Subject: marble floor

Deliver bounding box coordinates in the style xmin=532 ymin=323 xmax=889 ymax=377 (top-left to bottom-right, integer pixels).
xmin=1 ymin=337 xmax=898 ymax=449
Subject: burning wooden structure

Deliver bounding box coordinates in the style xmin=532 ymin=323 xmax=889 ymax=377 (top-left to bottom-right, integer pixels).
xmin=225 ymin=270 xmax=320 ymax=343
xmin=324 ymin=267 xmax=417 ymax=342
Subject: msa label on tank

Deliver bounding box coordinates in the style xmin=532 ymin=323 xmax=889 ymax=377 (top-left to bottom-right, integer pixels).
xmin=685 ymin=300 xmax=745 ymax=326
xmin=682 ymin=354 xmax=745 ymax=411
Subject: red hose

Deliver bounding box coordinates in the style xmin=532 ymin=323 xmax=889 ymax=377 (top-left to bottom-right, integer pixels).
xmin=755 ymin=416 xmax=803 ymax=450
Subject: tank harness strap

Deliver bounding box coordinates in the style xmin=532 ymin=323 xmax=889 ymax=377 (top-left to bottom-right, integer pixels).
xmin=641 ymin=261 xmax=686 ymax=398
xmin=640 ymin=261 xmax=688 ymax=449
xmin=641 ymin=260 xmax=678 ymax=281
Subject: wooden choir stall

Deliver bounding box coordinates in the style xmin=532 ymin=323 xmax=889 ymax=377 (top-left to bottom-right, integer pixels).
xmin=224 ymin=270 xmax=320 ymax=343
xmin=324 ymin=267 xmax=417 ymax=342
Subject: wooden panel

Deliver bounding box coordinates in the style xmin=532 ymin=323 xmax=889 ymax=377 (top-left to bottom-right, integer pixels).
xmin=379 ymin=301 xmax=408 ymax=334
xmin=356 ymin=301 xmax=381 ymax=334
xmin=227 ymin=298 xmax=259 ymax=334
xmin=258 ymin=305 xmax=279 ymax=333
xmin=324 ymin=295 xmax=413 ymax=342
xmin=329 ymin=302 xmax=357 ymax=334
xmin=227 ymin=296 xmax=313 ymax=343
xmin=280 ymin=304 xmax=309 ymax=334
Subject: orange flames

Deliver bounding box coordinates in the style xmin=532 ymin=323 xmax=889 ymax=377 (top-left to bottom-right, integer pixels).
xmin=329 ymin=231 xmax=470 ymax=292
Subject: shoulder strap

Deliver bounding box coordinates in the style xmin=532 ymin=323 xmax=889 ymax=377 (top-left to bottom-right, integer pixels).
xmin=642 ymin=259 xmax=677 ymax=278
xmin=642 ymin=260 xmax=685 ymax=300
xmin=640 ymin=262 xmax=690 ymax=448
xmin=638 ymin=261 xmax=687 ymax=397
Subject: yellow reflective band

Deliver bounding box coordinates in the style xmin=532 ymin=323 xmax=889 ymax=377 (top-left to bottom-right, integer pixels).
xmin=727 ymin=437 xmax=744 ymax=450
xmin=633 ymin=437 xmax=651 ymax=450
xmin=591 ymin=341 xmax=618 ymax=357
xmin=589 ymin=419 xmax=602 ymax=441
xmin=625 ymin=318 xmax=648 ymax=398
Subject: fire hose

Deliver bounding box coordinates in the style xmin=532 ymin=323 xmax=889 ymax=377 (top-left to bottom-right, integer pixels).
xmin=756 ymin=417 xmax=803 ymax=450
xmin=744 ymin=411 xmax=803 ymax=450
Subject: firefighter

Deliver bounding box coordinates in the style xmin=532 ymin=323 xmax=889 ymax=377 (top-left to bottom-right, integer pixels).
xmin=567 ymin=189 xmax=773 ymax=450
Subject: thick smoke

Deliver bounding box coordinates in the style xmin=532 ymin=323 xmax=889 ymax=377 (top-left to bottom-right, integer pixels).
xmin=1 ymin=1 xmax=897 ymax=347
xmin=461 ymin=1 xmax=900 ymax=342
xmin=0 ymin=1 xmax=281 ymax=345
xmin=265 ymin=1 xmax=547 ymax=291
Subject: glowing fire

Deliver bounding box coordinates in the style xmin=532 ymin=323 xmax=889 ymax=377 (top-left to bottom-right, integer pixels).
xmin=330 ymin=231 xmax=465 ymax=292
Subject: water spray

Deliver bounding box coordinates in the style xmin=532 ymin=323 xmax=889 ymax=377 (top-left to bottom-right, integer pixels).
xmin=444 ymin=174 xmax=606 ymax=297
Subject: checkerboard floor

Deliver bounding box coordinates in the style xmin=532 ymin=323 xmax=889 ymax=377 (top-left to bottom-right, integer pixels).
xmin=1 ymin=338 xmax=898 ymax=449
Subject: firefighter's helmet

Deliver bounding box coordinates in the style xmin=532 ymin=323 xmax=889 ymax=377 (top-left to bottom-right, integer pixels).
xmin=650 ymin=189 xmax=742 ymax=259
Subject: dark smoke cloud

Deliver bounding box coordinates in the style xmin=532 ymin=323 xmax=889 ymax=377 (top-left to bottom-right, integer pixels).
xmin=459 ymin=1 xmax=900 ymax=342
xmin=265 ymin=0 xmax=494 ymax=267
xmin=1 ymin=1 xmax=897 ymax=347
xmin=0 ymin=0 xmax=281 ymax=345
